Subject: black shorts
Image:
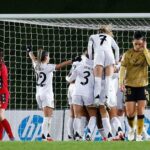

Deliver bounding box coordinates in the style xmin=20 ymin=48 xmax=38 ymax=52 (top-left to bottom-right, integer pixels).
xmin=125 ymin=86 xmax=148 ymax=102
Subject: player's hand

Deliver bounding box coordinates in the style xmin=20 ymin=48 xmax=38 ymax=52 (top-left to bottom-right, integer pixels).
xmin=93 ymin=98 xmax=100 ymax=107
xmin=72 ymin=56 xmax=82 ymax=62
xmin=139 ymin=41 xmax=147 ymax=51
xmin=120 ymin=84 xmax=126 ymax=92
xmin=26 ymin=45 xmax=32 ymax=53
xmin=143 ymin=41 xmax=147 ymax=49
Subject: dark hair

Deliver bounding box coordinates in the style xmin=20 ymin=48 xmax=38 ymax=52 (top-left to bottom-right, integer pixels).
xmin=133 ymin=31 xmax=145 ymax=40
xmin=83 ymin=50 xmax=89 ymax=58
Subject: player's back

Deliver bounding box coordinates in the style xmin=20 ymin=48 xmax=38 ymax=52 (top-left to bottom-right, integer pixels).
xmin=91 ymin=33 xmax=113 ymax=52
xmin=73 ymin=57 xmax=94 ymax=97
xmin=33 ymin=62 xmax=56 ymax=94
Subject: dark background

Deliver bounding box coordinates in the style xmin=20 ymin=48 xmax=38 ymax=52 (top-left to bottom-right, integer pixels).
xmin=1 ymin=0 xmax=150 ymax=109
xmin=0 ymin=0 xmax=150 ymax=13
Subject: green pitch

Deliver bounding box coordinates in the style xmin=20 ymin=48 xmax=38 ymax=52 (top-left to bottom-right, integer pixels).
xmin=0 ymin=141 xmax=150 ymax=150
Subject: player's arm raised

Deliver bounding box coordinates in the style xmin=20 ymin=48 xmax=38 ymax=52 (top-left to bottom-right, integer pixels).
xmin=26 ymin=46 xmax=36 ymax=62
xmin=88 ymin=35 xmax=94 ymax=60
xmin=111 ymin=38 xmax=120 ymax=64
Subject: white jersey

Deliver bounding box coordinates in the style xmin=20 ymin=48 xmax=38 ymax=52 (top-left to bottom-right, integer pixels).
xmin=33 ymin=61 xmax=56 ymax=96
xmin=67 ymin=61 xmax=81 ymax=104
xmin=66 ymin=57 xmax=94 ymax=98
xmin=68 ymin=61 xmax=81 ymax=77
xmin=88 ymin=33 xmax=119 ymax=62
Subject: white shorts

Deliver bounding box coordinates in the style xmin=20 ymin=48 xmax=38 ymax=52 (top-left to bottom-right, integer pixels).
xmin=99 ymin=82 xmax=117 ymax=107
xmin=72 ymin=95 xmax=94 ymax=106
xmin=117 ymin=89 xmax=124 ymax=110
xmin=67 ymin=84 xmax=75 ymax=105
xmin=94 ymin=51 xmax=115 ymax=68
xmin=36 ymin=93 xmax=54 ymax=109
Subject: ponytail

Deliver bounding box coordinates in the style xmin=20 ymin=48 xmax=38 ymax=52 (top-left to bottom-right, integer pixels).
xmin=35 ymin=48 xmax=49 ymax=71
xmin=35 ymin=48 xmax=43 ymax=71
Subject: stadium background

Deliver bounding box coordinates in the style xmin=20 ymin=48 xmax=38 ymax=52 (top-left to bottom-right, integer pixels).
xmin=0 ymin=0 xmax=150 ymax=109
xmin=0 ymin=0 xmax=150 ymax=144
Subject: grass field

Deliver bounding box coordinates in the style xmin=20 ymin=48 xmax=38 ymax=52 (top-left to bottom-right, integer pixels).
xmin=0 ymin=141 xmax=150 ymax=150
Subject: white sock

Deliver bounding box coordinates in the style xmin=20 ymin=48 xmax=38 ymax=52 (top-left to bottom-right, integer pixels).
xmin=94 ymin=77 xmax=102 ymax=98
xmin=87 ymin=116 xmax=96 ymax=134
xmin=99 ymin=128 xmax=106 ymax=138
xmin=81 ymin=116 xmax=87 ymax=136
xmin=47 ymin=117 xmax=52 ymax=136
xmin=104 ymin=76 xmax=112 ymax=100
xmin=124 ymin=117 xmax=130 ymax=137
xmin=102 ymin=117 xmax=112 ymax=138
xmin=67 ymin=116 xmax=74 ymax=137
xmin=111 ymin=117 xmax=122 ymax=135
xmin=73 ymin=118 xmax=82 ymax=137
xmin=42 ymin=117 xmax=50 ymax=137
xmin=118 ymin=116 xmax=125 ymax=133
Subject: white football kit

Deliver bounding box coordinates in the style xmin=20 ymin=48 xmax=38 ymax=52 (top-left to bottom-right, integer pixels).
xmin=99 ymin=74 xmax=118 ymax=107
xmin=33 ymin=61 xmax=56 ymax=109
xmin=67 ymin=61 xmax=81 ymax=105
xmin=66 ymin=57 xmax=94 ymax=106
xmin=88 ymin=33 xmax=119 ymax=67
xmin=114 ymin=63 xmax=125 ymax=110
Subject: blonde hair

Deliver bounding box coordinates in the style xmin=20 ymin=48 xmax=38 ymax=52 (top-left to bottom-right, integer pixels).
xmin=99 ymin=24 xmax=113 ymax=36
xmin=35 ymin=48 xmax=44 ymax=71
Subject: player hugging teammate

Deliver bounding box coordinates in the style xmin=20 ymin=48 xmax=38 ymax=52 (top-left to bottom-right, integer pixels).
xmin=66 ymin=25 xmax=150 ymax=142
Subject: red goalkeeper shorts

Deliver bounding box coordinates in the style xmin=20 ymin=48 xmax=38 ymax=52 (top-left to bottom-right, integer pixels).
xmin=0 ymin=93 xmax=9 ymax=109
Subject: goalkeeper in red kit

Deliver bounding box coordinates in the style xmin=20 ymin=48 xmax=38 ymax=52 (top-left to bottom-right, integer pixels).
xmin=0 ymin=49 xmax=14 ymax=141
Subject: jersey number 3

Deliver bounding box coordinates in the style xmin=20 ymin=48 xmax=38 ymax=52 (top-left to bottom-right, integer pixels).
xmin=80 ymin=71 xmax=90 ymax=85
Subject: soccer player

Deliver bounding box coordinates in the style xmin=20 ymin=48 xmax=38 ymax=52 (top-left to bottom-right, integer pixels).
xmin=27 ymin=46 xmax=81 ymax=141
xmin=66 ymin=53 xmax=97 ymax=141
xmin=0 ymin=49 xmax=14 ymax=141
xmin=88 ymin=24 xmax=119 ymax=106
xmin=66 ymin=61 xmax=82 ymax=140
xmin=119 ymin=31 xmax=150 ymax=141
xmin=97 ymin=69 xmax=124 ymax=141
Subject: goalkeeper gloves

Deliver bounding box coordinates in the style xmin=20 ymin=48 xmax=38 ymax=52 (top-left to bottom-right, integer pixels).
xmin=72 ymin=56 xmax=82 ymax=62
xmin=26 ymin=45 xmax=32 ymax=53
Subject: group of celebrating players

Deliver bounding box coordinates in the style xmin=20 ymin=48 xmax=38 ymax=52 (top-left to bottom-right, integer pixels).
xmin=0 ymin=24 xmax=149 ymax=142
xmin=66 ymin=25 xmax=150 ymax=142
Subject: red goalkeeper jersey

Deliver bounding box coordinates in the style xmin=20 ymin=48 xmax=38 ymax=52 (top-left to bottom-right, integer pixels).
xmin=0 ymin=63 xmax=9 ymax=94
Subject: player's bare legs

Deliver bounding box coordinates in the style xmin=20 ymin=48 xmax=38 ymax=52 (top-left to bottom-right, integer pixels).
xmin=73 ymin=104 xmax=85 ymax=140
xmin=0 ymin=109 xmax=14 ymax=141
xmin=109 ymin=107 xmax=124 ymax=140
xmin=125 ymin=102 xmax=136 ymax=141
xmin=93 ymin=65 xmax=103 ymax=105
xmin=99 ymin=105 xmax=113 ymax=139
xmin=104 ymin=65 xmax=114 ymax=106
xmin=85 ymin=106 xmax=97 ymax=140
xmin=136 ymin=100 xmax=146 ymax=140
xmin=42 ymin=106 xmax=53 ymax=141
xmin=67 ymin=104 xmax=75 ymax=140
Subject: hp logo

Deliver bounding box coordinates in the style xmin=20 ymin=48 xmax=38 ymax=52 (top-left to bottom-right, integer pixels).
xmin=144 ymin=117 xmax=150 ymax=135
xmin=18 ymin=115 xmax=43 ymax=141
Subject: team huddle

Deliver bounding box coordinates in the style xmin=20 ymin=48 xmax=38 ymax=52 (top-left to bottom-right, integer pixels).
xmin=26 ymin=24 xmax=150 ymax=142
xmin=66 ymin=25 xmax=150 ymax=142
xmin=0 ymin=23 xmax=149 ymax=142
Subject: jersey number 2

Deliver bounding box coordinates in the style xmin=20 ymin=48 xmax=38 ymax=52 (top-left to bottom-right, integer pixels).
xmin=36 ymin=72 xmax=46 ymax=87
